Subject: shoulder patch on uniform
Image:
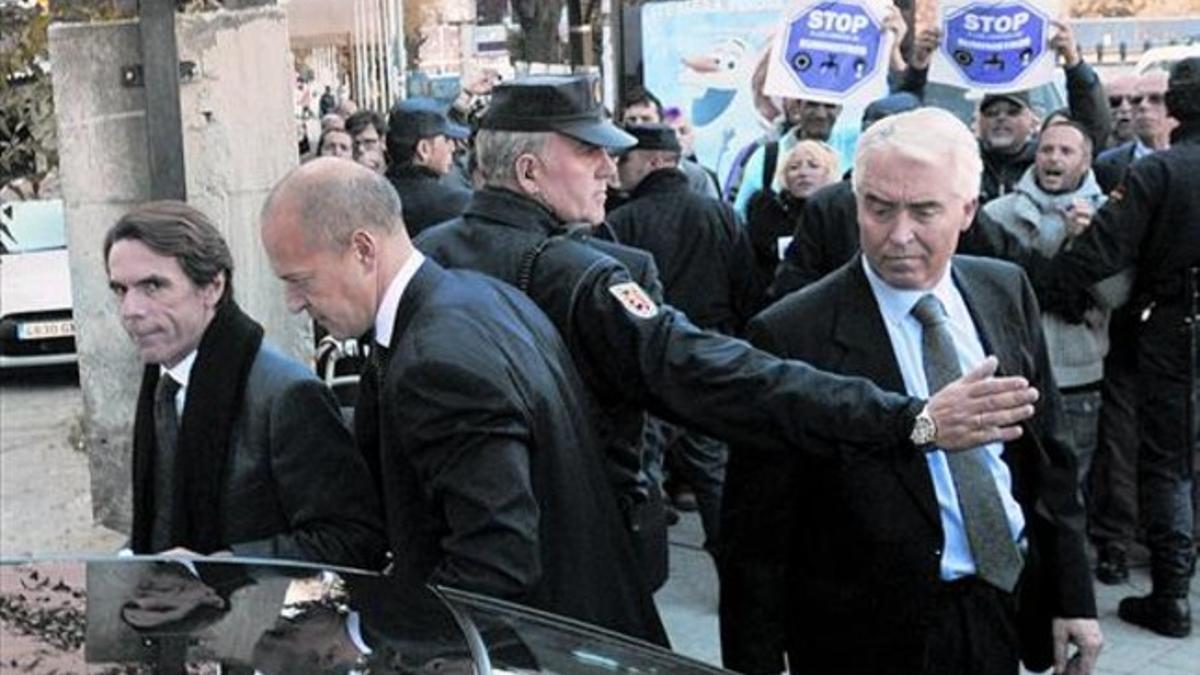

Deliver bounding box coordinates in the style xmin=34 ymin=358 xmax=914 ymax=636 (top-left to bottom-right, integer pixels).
xmin=608 ymin=282 xmax=659 ymax=319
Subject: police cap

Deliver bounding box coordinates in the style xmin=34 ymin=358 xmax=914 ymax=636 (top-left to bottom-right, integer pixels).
xmin=388 ymin=97 xmax=469 ymax=143
xmin=480 ymin=74 xmax=636 ymax=151
xmin=623 ymin=123 xmax=682 ymax=153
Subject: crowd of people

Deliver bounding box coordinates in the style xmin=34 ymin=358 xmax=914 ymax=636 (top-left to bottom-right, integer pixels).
xmin=100 ymin=14 xmax=1200 ymax=674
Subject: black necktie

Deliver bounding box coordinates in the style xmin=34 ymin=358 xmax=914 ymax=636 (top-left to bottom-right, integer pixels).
xmin=151 ymin=374 xmax=182 ymax=551
xmin=911 ymin=294 xmax=1024 ymax=593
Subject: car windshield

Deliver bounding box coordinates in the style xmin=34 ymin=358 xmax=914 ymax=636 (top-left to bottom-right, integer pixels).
xmin=1 ymin=199 xmax=67 ymax=254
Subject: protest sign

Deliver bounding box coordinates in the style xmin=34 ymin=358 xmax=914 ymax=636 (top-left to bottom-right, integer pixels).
xmin=763 ymin=0 xmax=895 ymax=106
xmin=928 ymin=0 xmax=1062 ymax=92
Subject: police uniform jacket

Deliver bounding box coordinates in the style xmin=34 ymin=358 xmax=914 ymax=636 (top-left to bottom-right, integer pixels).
xmin=607 ymin=167 xmax=753 ymax=334
xmin=415 ymin=186 xmax=924 ymax=458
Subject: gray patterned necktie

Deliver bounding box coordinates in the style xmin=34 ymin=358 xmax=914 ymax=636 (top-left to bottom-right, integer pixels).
xmin=911 ymin=293 xmax=1024 ymax=593
xmin=150 ymin=373 xmax=182 ymax=550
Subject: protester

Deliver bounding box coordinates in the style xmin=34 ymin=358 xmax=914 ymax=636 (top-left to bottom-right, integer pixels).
xmin=260 ymin=158 xmax=668 ymax=645
xmin=984 ymin=118 xmax=1132 ymax=492
xmin=103 ymin=201 xmax=385 ymax=568
xmin=1094 ymin=71 xmax=1176 ymax=192
xmin=744 ymin=139 xmax=840 ymax=309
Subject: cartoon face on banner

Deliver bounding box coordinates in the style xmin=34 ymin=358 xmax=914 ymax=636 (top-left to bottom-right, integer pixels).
xmin=780 ymin=2 xmax=884 ymax=97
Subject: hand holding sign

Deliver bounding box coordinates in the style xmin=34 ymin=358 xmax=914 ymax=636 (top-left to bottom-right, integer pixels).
xmin=927 ymin=0 xmax=1062 ymax=92
xmin=1048 ymin=19 xmax=1081 ymax=68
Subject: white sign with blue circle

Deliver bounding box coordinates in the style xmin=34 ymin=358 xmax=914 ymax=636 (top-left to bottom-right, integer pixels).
xmin=764 ymin=0 xmax=894 ymax=105
xmin=928 ymin=0 xmax=1062 ymax=92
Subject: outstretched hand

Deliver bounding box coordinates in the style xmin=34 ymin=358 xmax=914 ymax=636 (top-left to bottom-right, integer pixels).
xmin=928 ymin=356 xmax=1038 ymax=450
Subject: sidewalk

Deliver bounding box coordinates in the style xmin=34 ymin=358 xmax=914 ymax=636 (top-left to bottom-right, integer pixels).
xmin=655 ymin=512 xmax=1199 ymax=674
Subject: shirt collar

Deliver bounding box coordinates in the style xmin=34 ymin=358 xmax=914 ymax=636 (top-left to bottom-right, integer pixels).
xmin=1133 ymin=139 xmax=1154 ymax=159
xmin=861 ymin=255 xmax=957 ymax=327
xmin=373 ymin=250 xmax=426 ymax=348
xmin=160 ymin=349 xmax=198 ymax=389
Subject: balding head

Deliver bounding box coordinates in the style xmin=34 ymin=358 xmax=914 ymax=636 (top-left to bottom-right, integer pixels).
xmin=261 ymin=158 xmax=413 ymax=339
xmin=263 ymin=157 xmax=407 ymax=250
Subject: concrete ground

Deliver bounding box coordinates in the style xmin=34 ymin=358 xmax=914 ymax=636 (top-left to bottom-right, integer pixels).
xmin=658 ymin=512 xmax=1200 ymax=674
xmin=2 ymin=373 xmax=1197 ymax=672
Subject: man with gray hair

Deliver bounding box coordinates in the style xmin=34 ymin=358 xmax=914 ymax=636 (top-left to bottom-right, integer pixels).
xmin=259 ymin=158 xmax=667 ymax=644
xmin=742 ymin=107 xmax=1102 ymax=675
xmin=416 ymin=74 xmax=1042 ymax=556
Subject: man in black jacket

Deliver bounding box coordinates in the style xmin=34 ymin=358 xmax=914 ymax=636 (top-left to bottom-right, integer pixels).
xmin=260 ymin=158 xmax=667 ymax=645
xmin=105 ymin=201 xmax=385 ymax=569
xmin=384 ymin=98 xmax=472 ymax=236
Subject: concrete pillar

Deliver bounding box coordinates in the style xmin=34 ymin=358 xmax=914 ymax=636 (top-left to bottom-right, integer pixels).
xmin=50 ymin=6 xmax=309 ymax=533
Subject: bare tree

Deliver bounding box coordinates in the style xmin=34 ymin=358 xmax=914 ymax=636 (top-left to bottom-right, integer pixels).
xmin=511 ymin=0 xmax=566 ymax=65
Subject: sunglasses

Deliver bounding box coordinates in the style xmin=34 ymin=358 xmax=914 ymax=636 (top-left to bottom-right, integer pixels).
xmin=1109 ymin=93 xmax=1165 ymax=107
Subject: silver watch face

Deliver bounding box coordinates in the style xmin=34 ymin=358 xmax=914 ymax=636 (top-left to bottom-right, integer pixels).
xmin=911 ymin=413 xmax=936 ymax=445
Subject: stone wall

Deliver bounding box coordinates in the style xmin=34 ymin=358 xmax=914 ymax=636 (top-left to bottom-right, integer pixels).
xmin=49 ymin=6 xmax=309 ymax=532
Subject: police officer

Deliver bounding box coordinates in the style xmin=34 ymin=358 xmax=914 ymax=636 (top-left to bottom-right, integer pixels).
xmin=1030 ymin=57 xmax=1200 ymax=638
xmin=415 ymin=74 xmax=1038 ymax=536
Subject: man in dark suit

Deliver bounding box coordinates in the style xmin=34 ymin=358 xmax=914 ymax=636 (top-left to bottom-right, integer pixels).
xmin=259 ymin=158 xmax=667 ymax=646
xmin=104 ymin=201 xmax=385 ymax=568
xmin=732 ymin=108 xmax=1102 ymax=675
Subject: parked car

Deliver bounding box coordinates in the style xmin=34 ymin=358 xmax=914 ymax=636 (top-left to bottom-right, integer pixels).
xmin=0 ymin=199 xmax=76 ymax=369
xmin=0 ymin=556 xmax=732 ymax=674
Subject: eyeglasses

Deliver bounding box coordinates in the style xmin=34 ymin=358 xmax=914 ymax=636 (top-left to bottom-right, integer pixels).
xmin=1109 ymin=93 xmax=1165 ymax=107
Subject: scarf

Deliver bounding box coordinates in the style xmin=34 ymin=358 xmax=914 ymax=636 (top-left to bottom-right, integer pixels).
xmin=130 ymin=301 xmax=264 ymax=554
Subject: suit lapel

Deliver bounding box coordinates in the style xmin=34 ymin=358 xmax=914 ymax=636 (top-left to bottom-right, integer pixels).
xmin=951 ymin=260 xmax=1017 ymax=378
xmin=388 ymin=258 xmax=443 ymax=352
xmin=834 ymin=258 xmax=940 ymax=528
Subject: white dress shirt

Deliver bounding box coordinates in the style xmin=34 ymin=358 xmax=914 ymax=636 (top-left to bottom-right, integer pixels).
xmin=374 ymin=251 xmax=426 ymax=349
xmin=861 ymin=257 xmax=1026 ymax=581
xmin=160 ymin=349 xmax=198 ymax=416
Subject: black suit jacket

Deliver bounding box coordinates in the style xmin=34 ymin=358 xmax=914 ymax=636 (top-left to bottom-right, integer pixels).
xmin=360 ymin=259 xmax=667 ymax=645
xmin=744 ymin=255 xmax=1094 ymax=674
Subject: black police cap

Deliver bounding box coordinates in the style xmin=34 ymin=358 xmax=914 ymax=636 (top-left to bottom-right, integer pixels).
xmin=388 ymin=97 xmax=469 ymax=143
xmin=622 ymin=123 xmax=682 ymax=153
xmin=480 ymin=74 xmax=636 ymax=151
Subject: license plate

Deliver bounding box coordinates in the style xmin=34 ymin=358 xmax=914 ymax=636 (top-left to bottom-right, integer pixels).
xmin=17 ymin=319 xmax=75 ymax=340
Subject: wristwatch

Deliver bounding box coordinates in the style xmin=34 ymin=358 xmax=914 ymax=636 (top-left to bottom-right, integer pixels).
xmin=910 ymin=404 xmax=938 ymax=448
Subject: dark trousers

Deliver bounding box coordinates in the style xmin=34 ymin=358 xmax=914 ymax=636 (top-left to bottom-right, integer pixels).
xmin=1137 ymin=306 xmax=1196 ymax=591
xmin=919 ymin=579 xmax=1020 ymax=675
xmin=1088 ymin=311 xmax=1140 ymax=550
xmin=787 ymin=578 xmax=1020 ymax=675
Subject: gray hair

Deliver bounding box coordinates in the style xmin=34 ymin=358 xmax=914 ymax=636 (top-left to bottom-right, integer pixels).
xmin=262 ymin=159 xmax=404 ymax=250
xmin=853 ymin=107 xmax=982 ymax=200
xmin=474 ymin=129 xmax=551 ymax=186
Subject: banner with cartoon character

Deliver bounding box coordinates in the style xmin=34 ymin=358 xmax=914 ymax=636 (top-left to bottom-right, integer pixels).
xmin=641 ymin=0 xmax=865 ymax=194
xmin=927 ymin=0 xmax=1063 ymax=92
xmin=762 ymin=0 xmax=896 ymax=106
